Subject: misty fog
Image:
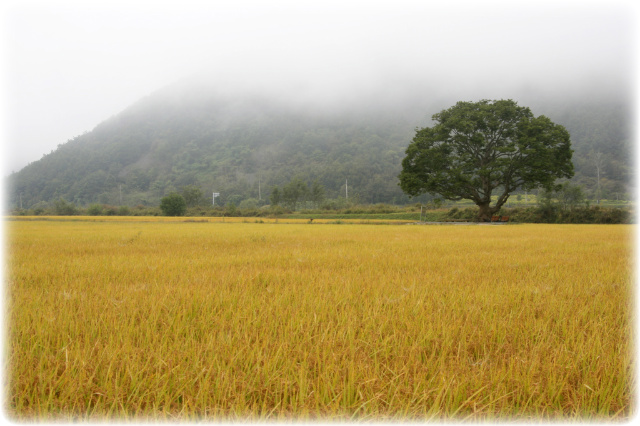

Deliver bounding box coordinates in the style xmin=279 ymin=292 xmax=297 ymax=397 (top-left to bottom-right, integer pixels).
xmin=2 ymin=0 xmax=636 ymax=175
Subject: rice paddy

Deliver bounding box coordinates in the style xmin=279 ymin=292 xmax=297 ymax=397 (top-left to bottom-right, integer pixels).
xmin=4 ymin=218 xmax=634 ymax=420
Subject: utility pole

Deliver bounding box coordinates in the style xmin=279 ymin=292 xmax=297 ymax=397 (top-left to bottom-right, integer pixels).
xmin=212 ymin=192 xmax=220 ymax=206
xmin=345 ymin=179 xmax=348 ymax=202
xmin=20 ymin=193 xmax=23 ymax=210
xmin=258 ymin=178 xmax=261 ymax=200
xmin=119 ymin=184 xmax=122 ymax=205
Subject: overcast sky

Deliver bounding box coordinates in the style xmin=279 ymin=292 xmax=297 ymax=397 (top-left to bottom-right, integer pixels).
xmin=1 ymin=0 xmax=637 ymax=175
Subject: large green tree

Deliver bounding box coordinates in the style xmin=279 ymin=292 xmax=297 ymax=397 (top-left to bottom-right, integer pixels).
xmin=269 ymin=186 xmax=281 ymax=206
xmin=399 ymin=99 xmax=574 ymax=221
xmin=309 ymin=180 xmax=326 ymax=208
xmin=282 ymin=178 xmax=308 ymax=210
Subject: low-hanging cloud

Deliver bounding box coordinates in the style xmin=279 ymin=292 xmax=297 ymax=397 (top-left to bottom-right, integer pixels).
xmin=2 ymin=0 xmax=636 ymax=174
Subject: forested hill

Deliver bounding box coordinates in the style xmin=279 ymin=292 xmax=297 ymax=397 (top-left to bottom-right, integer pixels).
xmin=6 ymin=82 xmax=634 ymax=209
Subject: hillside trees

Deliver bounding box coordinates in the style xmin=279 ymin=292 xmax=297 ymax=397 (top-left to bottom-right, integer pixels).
xmin=180 ymin=185 xmax=204 ymax=207
xmin=589 ymin=150 xmax=606 ymax=204
xmin=5 ymin=89 xmax=633 ymax=210
xmin=265 ymin=178 xmax=327 ymax=210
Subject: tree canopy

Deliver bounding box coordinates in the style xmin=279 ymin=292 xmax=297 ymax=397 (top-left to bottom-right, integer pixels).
xmin=399 ymin=99 xmax=574 ymax=221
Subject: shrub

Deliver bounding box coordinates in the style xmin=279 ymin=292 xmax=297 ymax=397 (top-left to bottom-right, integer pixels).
xmin=225 ymin=203 xmax=237 ymax=217
xmin=87 ymin=204 xmax=104 ymax=216
xmin=268 ymin=205 xmax=286 ymax=216
xmin=160 ymin=193 xmax=187 ymax=216
xmin=502 ymin=205 xmax=631 ymax=224
xmin=104 ymin=205 xmax=119 ymax=216
xmin=53 ymin=198 xmax=78 ymax=216
xmin=239 ymin=199 xmax=258 ymax=210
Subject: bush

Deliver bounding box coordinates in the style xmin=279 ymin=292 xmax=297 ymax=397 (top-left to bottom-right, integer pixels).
xmin=53 ymin=198 xmax=78 ymax=216
xmin=104 ymin=205 xmax=119 ymax=216
xmin=320 ymin=200 xmax=340 ymax=210
xmin=239 ymin=207 xmax=260 ymax=217
xmin=160 ymin=193 xmax=187 ymax=216
xmin=458 ymin=207 xmax=478 ymax=221
xmin=238 ymin=198 xmax=258 ymax=210
xmin=225 ymin=202 xmax=237 ymax=217
xmin=502 ymin=206 xmax=631 ymax=224
xmin=117 ymin=206 xmax=131 ymax=216
xmin=268 ymin=205 xmax=286 ymax=216
xmin=87 ymin=204 xmax=104 ymax=216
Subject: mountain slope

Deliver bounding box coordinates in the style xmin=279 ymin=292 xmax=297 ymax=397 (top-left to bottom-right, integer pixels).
xmin=7 ymin=83 xmax=634 ymax=209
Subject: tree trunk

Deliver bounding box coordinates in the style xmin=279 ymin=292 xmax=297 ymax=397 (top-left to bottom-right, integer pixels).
xmin=477 ymin=203 xmax=498 ymax=222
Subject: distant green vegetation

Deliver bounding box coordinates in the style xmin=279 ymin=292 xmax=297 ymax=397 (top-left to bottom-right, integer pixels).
xmin=12 ymin=172 xmax=631 ymax=225
xmin=10 ymin=196 xmax=632 ymax=224
xmin=5 ymin=86 xmax=633 ymax=212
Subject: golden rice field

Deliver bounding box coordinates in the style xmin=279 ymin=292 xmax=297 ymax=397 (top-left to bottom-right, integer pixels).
xmin=5 ymin=217 xmax=635 ymax=421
